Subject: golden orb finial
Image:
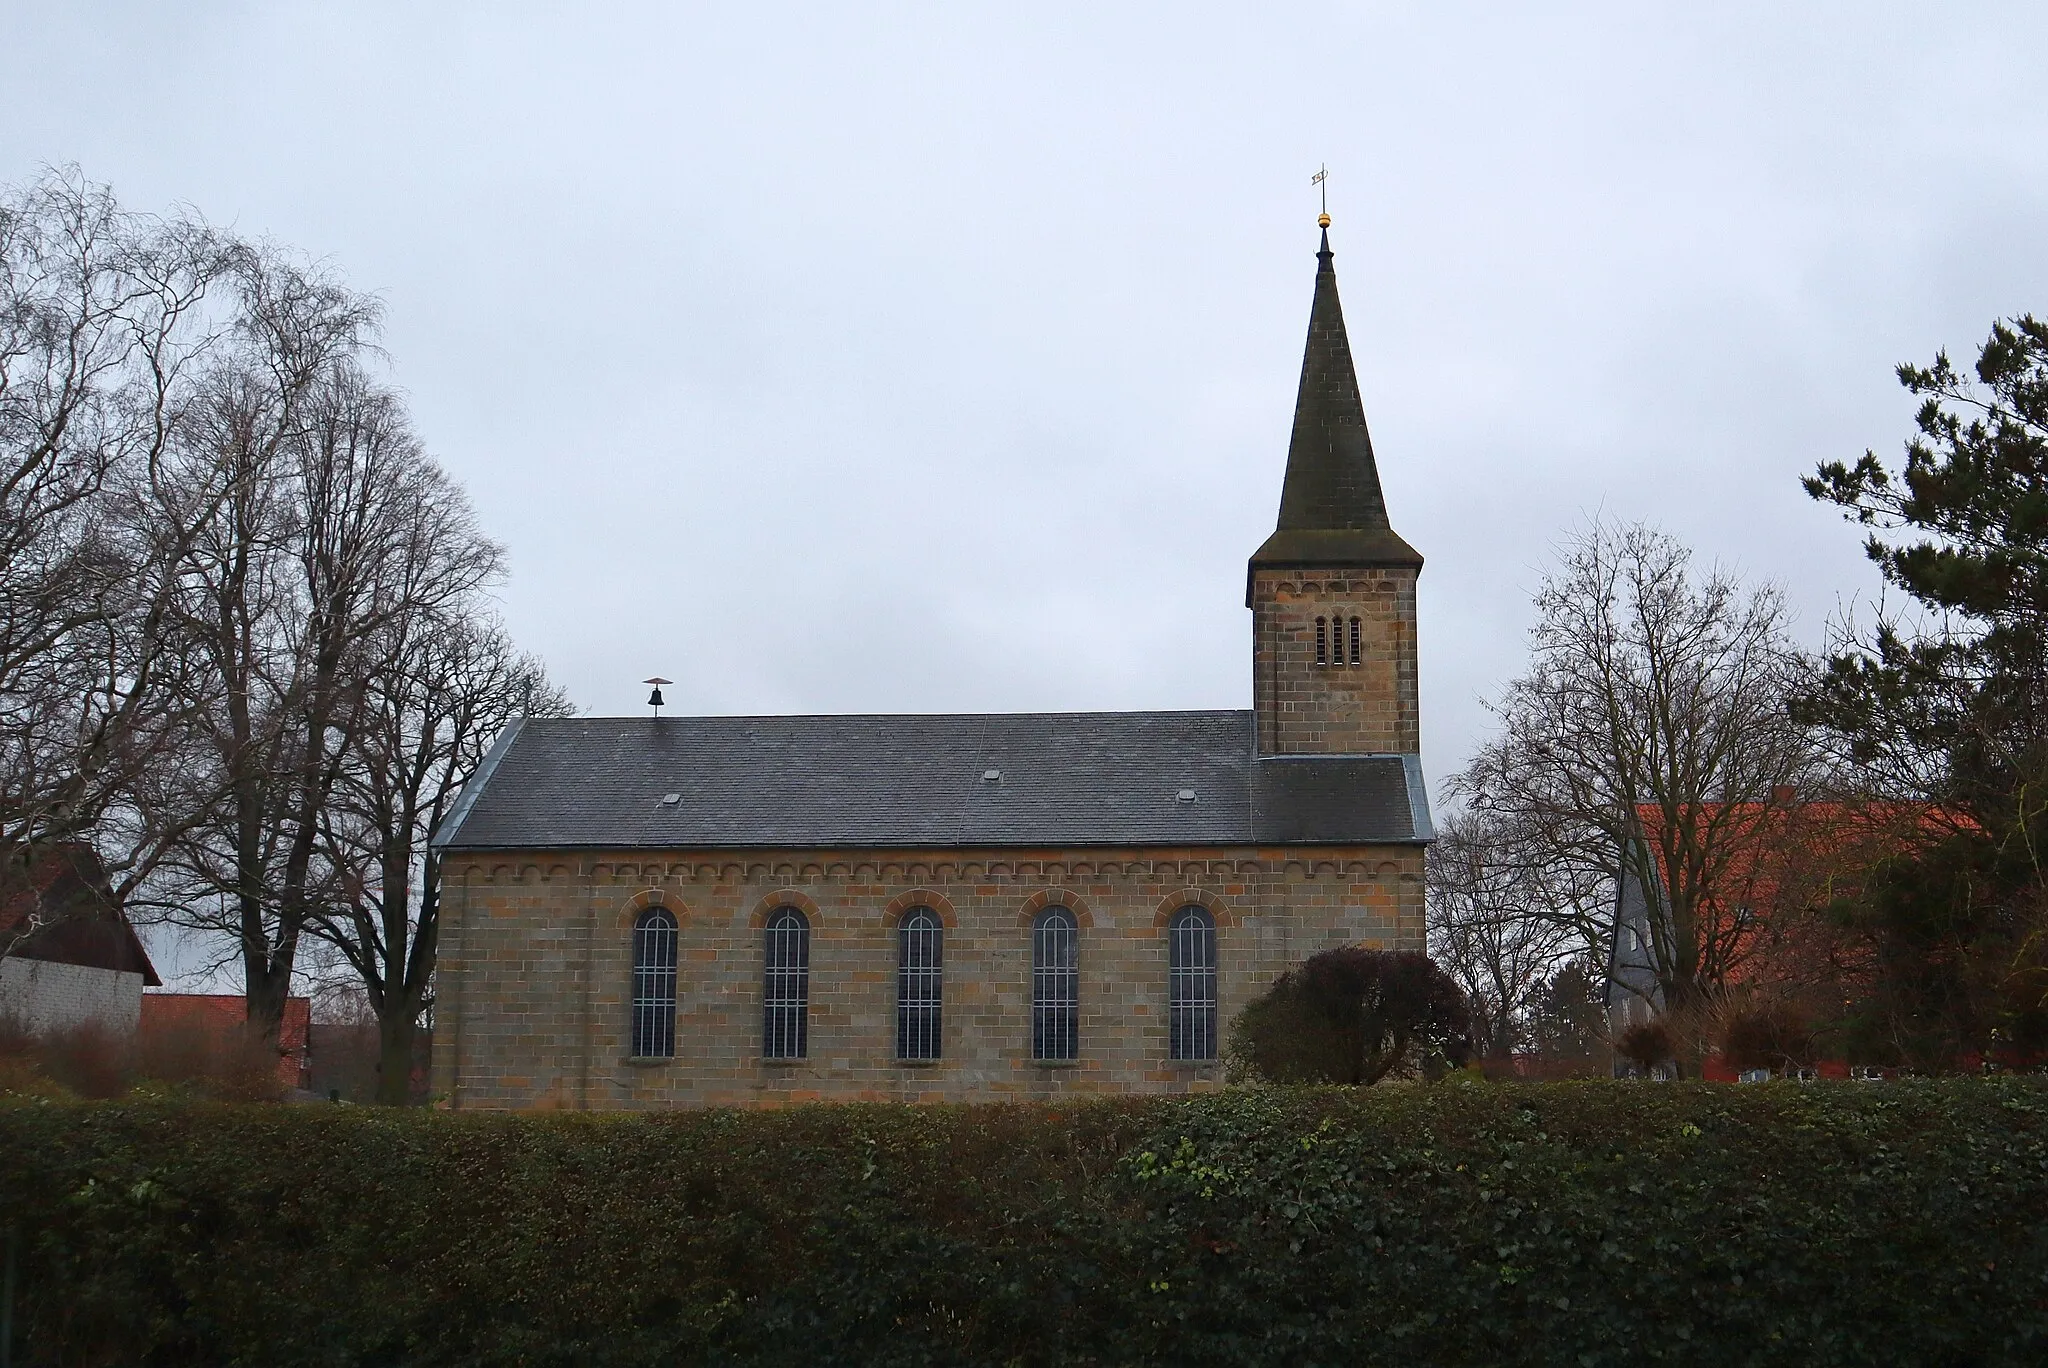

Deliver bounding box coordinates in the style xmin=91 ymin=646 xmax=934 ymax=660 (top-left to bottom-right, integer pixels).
xmin=1318 ymin=212 xmax=1331 ymax=228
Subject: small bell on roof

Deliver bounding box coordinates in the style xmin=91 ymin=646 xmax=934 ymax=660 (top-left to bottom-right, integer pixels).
xmin=643 ymin=677 xmax=671 ymax=714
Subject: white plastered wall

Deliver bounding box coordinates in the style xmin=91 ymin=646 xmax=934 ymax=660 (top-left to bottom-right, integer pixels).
xmin=0 ymin=957 xmax=145 ymax=1035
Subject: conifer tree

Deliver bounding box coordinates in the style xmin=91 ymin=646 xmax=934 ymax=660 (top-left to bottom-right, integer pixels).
xmin=1803 ymin=315 xmax=2048 ymax=1063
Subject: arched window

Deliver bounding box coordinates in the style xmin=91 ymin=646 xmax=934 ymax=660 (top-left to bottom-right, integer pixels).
xmin=1349 ymin=616 xmax=1362 ymax=665
xmin=1031 ymin=907 xmax=1078 ymax=1061
xmin=762 ymin=907 xmax=810 ymax=1060
xmin=1314 ymin=616 xmax=1328 ymax=666
xmin=1168 ymin=905 xmax=1217 ymax=1061
xmin=630 ymin=907 xmax=678 ymax=1059
xmin=897 ymin=908 xmax=943 ymax=1060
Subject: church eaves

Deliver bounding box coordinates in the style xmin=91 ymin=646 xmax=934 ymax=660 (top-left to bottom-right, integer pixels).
xmin=1247 ymin=224 xmax=1422 ymax=600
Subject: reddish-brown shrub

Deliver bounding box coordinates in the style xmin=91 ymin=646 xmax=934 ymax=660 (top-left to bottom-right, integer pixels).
xmin=0 ymin=1010 xmax=36 ymax=1063
xmin=134 ymin=1017 xmax=283 ymax=1102
xmin=134 ymin=1015 xmax=216 ymax=1084
xmin=1617 ymin=1019 xmax=1674 ymax=1069
xmin=1722 ymin=1001 xmax=1817 ymax=1072
xmin=205 ymin=1032 xmax=287 ymax=1102
xmin=35 ymin=1022 xmax=132 ymax=1099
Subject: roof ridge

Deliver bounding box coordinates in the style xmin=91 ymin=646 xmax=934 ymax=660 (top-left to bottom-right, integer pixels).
xmin=526 ymin=707 xmax=1256 ymax=726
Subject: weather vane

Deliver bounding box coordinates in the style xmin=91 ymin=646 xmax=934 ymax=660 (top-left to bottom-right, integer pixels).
xmin=1311 ymin=164 xmax=1330 ymax=226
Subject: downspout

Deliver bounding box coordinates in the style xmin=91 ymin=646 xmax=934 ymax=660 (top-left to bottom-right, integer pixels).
xmin=449 ymin=865 xmax=470 ymax=1109
xmin=578 ymin=855 xmax=596 ymax=1110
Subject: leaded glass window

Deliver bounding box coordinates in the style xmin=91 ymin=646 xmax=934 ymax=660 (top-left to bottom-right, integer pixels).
xmin=631 ymin=907 xmax=678 ymax=1059
xmin=1031 ymin=907 xmax=1078 ymax=1061
xmin=897 ymin=908 xmax=942 ymax=1060
xmin=1168 ymin=905 xmax=1217 ymax=1061
xmin=762 ymin=907 xmax=810 ymax=1060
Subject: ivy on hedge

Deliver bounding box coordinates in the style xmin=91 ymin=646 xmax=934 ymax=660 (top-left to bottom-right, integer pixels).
xmin=0 ymin=1081 xmax=2044 ymax=1366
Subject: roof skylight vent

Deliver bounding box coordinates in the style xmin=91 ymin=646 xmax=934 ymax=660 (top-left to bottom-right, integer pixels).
xmin=660 ymin=792 xmax=681 ymax=805
xmin=982 ymin=769 xmax=1002 ymax=782
xmin=1177 ymin=789 xmax=1198 ymax=803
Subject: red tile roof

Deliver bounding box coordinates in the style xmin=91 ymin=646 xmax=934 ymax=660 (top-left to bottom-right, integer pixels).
xmin=1634 ymin=798 xmax=1955 ymax=989
xmin=0 ymin=844 xmax=160 ymax=985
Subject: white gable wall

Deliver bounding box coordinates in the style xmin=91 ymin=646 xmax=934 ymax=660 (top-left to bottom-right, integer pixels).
xmin=0 ymin=957 xmax=145 ymax=1036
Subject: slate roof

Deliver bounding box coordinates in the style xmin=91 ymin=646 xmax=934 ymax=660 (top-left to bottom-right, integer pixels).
xmin=432 ymin=710 xmax=1431 ymax=852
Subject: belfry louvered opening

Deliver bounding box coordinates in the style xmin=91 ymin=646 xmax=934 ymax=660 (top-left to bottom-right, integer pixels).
xmin=1031 ymin=907 xmax=1078 ymax=1061
xmin=897 ymin=908 xmax=943 ymax=1060
xmin=630 ymin=907 xmax=678 ymax=1059
xmin=1168 ymin=905 xmax=1217 ymax=1061
xmin=762 ymin=907 xmax=810 ymax=1060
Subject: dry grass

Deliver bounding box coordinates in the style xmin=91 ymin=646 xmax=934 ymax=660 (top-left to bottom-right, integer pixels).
xmin=0 ymin=1011 xmax=283 ymax=1101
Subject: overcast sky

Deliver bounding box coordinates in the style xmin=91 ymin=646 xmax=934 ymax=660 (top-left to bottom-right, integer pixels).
xmin=6 ymin=4 xmax=2047 ymax=805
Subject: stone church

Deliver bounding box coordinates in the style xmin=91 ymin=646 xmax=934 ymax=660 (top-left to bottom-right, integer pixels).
xmin=429 ymin=220 xmax=1430 ymax=1109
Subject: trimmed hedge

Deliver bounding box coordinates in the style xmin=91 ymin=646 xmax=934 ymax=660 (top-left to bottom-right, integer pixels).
xmin=1 ymin=1082 xmax=2045 ymax=1365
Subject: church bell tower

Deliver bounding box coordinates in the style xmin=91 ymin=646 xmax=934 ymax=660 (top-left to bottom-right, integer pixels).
xmin=1248 ymin=219 xmax=1422 ymax=758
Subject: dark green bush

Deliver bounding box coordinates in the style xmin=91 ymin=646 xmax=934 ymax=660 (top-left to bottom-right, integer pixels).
xmin=1227 ymin=947 xmax=1471 ymax=1084
xmin=0 ymin=1081 xmax=2044 ymax=1366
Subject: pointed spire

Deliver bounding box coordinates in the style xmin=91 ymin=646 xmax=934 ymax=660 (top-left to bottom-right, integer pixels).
xmin=1249 ymin=223 xmax=1422 ymax=590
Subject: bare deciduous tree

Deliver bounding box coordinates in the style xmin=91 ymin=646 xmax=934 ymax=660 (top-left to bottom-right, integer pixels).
xmin=1425 ymin=808 xmax=1596 ymax=1060
xmin=3 ymin=171 xmax=574 ymax=1086
xmin=165 ymin=324 xmax=498 ymax=1046
xmin=0 ymin=169 xmax=245 ymax=951
xmin=310 ymin=612 xmax=570 ymax=1104
xmin=1452 ymin=519 xmax=1816 ymax=1054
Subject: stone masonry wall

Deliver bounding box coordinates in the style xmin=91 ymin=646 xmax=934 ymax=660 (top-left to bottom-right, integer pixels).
xmin=1252 ymin=567 xmax=1419 ymax=756
xmin=432 ymin=843 xmax=1424 ymax=1110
